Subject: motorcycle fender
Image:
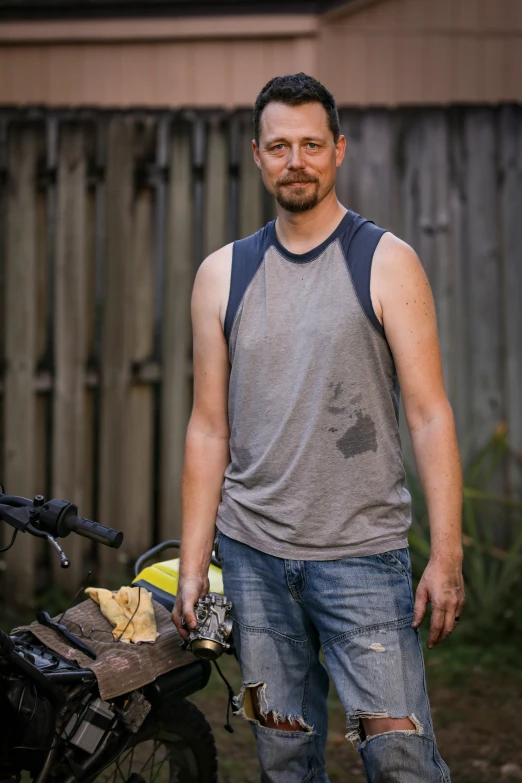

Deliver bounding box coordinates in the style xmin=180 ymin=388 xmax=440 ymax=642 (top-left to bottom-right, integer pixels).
xmin=142 ymin=660 xmax=211 ymax=714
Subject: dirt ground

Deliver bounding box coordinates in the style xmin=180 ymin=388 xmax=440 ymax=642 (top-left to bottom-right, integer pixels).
xmin=190 ymin=643 xmax=522 ymax=783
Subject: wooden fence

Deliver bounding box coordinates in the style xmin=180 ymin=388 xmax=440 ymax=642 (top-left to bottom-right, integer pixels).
xmin=0 ymin=105 xmax=521 ymax=607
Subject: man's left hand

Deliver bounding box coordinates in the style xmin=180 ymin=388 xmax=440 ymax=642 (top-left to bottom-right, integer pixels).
xmin=412 ymin=558 xmax=465 ymax=648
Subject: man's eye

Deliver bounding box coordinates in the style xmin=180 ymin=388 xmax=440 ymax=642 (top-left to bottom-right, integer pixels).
xmin=307 ymin=143 xmax=318 ymax=149
xmin=273 ymin=144 xmax=285 ymax=151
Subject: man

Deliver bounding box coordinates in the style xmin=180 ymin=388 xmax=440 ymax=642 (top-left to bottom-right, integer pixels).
xmin=173 ymin=73 xmax=464 ymax=782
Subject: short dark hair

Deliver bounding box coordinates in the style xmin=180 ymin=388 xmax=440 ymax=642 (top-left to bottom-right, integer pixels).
xmin=253 ymin=73 xmax=340 ymax=144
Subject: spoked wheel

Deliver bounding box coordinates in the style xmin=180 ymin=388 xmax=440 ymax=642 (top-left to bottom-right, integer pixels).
xmin=93 ymin=700 xmax=218 ymax=783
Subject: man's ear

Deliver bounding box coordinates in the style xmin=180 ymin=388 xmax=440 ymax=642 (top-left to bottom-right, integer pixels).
xmin=335 ymin=135 xmax=347 ymax=168
xmin=252 ymin=140 xmax=262 ymax=170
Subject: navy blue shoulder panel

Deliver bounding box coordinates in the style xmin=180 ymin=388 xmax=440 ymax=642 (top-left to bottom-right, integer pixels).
xmin=224 ymin=223 xmax=273 ymax=343
xmin=340 ymin=213 xmax=387 ymax=339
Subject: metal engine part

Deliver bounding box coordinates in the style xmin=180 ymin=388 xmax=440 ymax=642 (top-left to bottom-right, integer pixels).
xmin=63 ymin=696 xmax=115 ymax=754
xmin=185 ymin=593 xmax=233 ymax=660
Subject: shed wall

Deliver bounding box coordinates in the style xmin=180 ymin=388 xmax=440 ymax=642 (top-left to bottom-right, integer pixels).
xmin=0 ymin=36 xmax=317 ymax=107
xmin=0 ymin=0 xmax=521 ymax=107
xmin=319 ymin=0 xmax=522 ymax=105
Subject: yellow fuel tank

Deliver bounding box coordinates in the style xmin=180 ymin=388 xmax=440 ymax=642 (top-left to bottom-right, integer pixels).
xmin=132 ymin=559 xmax=224 ymax=612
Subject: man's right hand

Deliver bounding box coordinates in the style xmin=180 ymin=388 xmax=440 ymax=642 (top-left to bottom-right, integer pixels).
xmin=172 ymin=575 xmax=210 ymax=640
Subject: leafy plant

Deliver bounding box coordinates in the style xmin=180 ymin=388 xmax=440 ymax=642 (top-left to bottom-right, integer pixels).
xmin=407 ymin=424 xmax=522 ymax=640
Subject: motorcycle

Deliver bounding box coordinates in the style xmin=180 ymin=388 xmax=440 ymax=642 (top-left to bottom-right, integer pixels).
xmin=0 ymin=490 xmax=230 ymax=783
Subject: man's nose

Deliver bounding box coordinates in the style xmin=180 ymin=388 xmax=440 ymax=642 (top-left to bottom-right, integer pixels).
xmin=287 ymin=146 xmax=305 ymax=169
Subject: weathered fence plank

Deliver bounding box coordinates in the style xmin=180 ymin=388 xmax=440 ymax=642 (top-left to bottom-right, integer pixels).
xmin=429 ymin=112 xmax=454 ymax=398
xmin=239 ymin=114 xmax=263 ymax=239
xmin=34 ymin=186 xmax=49 ymax=499
xmin=34 ymin=185 xmax=50 ymax=591
xmin=52 ymin=123 xmax=89 ymax=586
xmin=204 ymin=115 xmax=228 ymax=257
xmin=414 ymin=111 xmax=457 ymax=406
xmin=112 ymin=118 xmax=157 ymax=565
xmin=447 ymin=112 xmax=472 ymax=451
xmin=160 ymin=121 xmax=194 ymax=541
xmin=465 ymin=110 xmax=504 ymax=454
xmin=499 ymin=106 xmax=522 ymax=491
xmin=358 ymin=111 xmax=395 ymax=227
xmin=417 ymin=112 xmax=437 ymax=289
xmin=228 ymin=115 xmax=241 ymax=242
xmin=124 ymin=183 xmax=155 ymax=559
xmin=337 ymin=109 xmax=361 ymax=212
xmin=192 ymin=117 xmax=206 ymax=272
xmin=4 ymin=124 xmax=40 ymax=606
xmin=98 ymin=116 xmax=134 ymax=579
xmin=83 ymin=153 xmax=97 ymax=526
xmin=401 ymin=115 xmax=422 ymax=258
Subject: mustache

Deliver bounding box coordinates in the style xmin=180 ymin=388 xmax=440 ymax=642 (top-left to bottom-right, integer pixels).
xmin=277 ymin=175 xmax=319 ymax=186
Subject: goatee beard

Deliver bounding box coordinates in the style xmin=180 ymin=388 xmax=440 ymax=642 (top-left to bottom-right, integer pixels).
xmin=275 ymin=182 xmax=320 ymax=213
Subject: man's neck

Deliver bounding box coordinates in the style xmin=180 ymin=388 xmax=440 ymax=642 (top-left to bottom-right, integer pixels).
xmin=274 ymin=193 xmax=347 ymax=255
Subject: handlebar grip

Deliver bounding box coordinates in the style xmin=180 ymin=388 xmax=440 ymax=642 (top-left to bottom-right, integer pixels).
xmin=68 ymin=516 xmax=123 ymax=548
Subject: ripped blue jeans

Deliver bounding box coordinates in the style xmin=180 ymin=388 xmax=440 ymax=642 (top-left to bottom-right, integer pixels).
xmin=215 ymin=529 xmax=450 ymax=783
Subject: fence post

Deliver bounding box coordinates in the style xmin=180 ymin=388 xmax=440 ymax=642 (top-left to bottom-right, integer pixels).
xmin=204 ymin=114 xmax=228 ymax=257
xmin=358 ymin=110 xmax=395 ymax=227
xmin=123 ymin=119 xmax=157 ymax=561
xmin=160 ymin=120 xmax=193 ymax=542
xmin=465 ymin=110 xmax=504 ymax=454
xmin=239 ymin=114 xmax=263 ymax=238
xmin=447 ymin=112 xmax=471 ymax=450
xmin=98 ymin=116 xmax=134 ymax=581
xmin=52 ymin=122 xmax=90 ymax=588
xmin=4 ymin=124 xmax=40 ymax=607
xmin=499 ymin=106 xmax=522 ymax=490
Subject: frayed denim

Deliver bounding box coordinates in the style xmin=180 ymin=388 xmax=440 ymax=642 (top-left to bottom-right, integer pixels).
xmin=216 ymin=530 xmax=450 ymax=783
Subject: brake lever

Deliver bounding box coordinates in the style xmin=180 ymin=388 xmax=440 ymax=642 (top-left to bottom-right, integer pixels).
xmin=26 ymin=522 xmax=70 ymax=568
xmin=36 ymin=611 xmax=97 ymax=660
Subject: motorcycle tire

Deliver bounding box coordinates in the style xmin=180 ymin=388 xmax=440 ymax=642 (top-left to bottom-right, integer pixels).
xmin=91 ymin=699 xmax=218 ymax=783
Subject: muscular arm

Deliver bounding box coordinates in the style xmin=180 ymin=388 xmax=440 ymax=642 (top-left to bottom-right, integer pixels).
xmin=372 ymin=233 xmax=465 ymax=647
xmin=172 ymin=244 xmax=232 ymax=638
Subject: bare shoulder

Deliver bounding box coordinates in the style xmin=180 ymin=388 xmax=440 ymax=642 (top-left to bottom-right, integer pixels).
xmin=373 ymin=231 xmax=424 ymax=279
xmin=192 ymin=242 xmax=233 ymax=327
xmin=371 ymin=231 xmax=432 ymax=321
xmin=197 ymin=242 xmax=233 ymax=283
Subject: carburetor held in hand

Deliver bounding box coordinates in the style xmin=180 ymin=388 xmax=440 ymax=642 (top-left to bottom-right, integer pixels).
xmin=182 ymin=592 xmax=233 ymax=660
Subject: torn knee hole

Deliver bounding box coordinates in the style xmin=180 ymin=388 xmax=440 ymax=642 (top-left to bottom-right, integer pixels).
xmin=234 ymin=683 xmax=313 ymax=732
xmin=363 ymin=716 xmax=417 ymax=739
xmin=261 ymin=712 xmax=309 ymax=732
xmin=346 ymin=711 xmax=423 ymax=745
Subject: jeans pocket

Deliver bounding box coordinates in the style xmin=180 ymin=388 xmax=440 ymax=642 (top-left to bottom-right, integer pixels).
xmin=377 ymin=548 xmax=411 ymax=578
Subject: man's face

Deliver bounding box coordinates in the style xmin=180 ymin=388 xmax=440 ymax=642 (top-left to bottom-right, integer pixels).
xmin=253 ymin=101 xmax=345 ymax=214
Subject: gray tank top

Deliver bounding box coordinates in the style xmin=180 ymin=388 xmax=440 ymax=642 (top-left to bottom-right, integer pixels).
xmin=216 ymin=211 xmax=412 ymax=560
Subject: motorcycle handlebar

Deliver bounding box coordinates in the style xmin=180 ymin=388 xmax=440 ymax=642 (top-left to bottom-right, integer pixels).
xmin=67 ymin=516 xmax=123 ymax=549
xmin=0 ymin=492 xmax=124 ymax=550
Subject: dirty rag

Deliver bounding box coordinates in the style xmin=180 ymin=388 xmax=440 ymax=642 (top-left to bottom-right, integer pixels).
xmin=85 ymin=585 xmax=159 ymax=644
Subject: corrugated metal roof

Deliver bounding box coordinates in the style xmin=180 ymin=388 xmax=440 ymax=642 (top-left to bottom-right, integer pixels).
xmin=0 ymin=0 xmax=352 ymax=20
